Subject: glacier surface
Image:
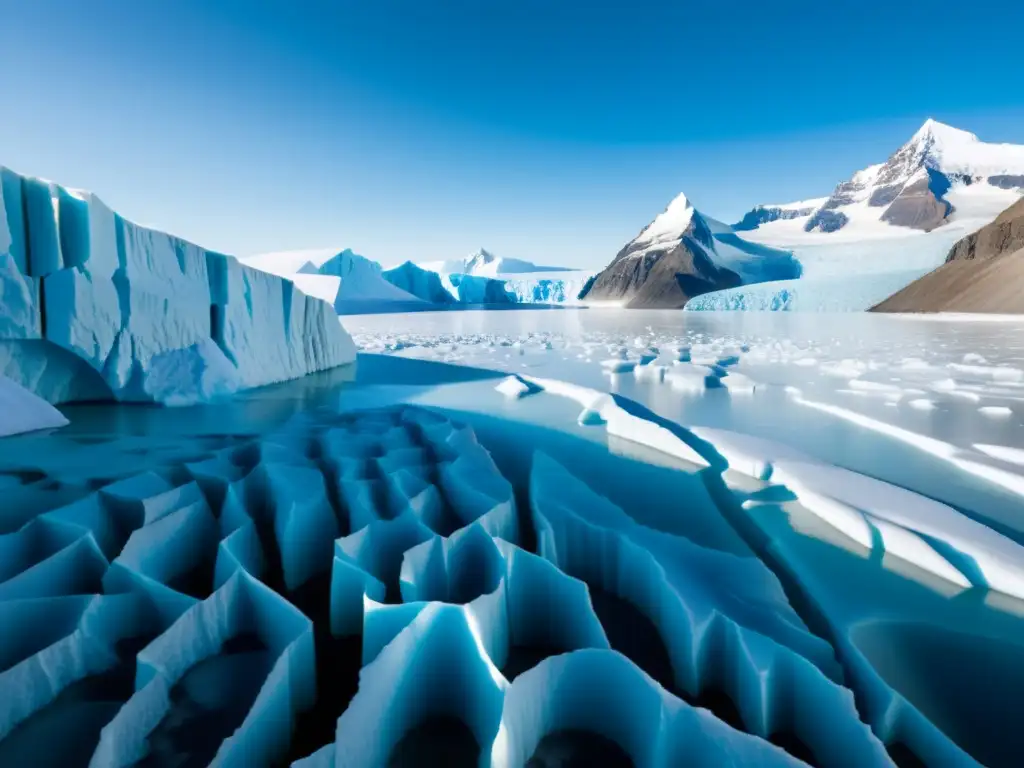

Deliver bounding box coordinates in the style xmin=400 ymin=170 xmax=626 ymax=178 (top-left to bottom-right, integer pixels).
xmin=0 ymin=167 xmax=356 ymax=405
xmin=3 ymin=378 xmax=1018 ymax=766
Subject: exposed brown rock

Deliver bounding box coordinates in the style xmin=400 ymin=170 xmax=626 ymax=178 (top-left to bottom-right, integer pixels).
xmin=872 ymin=197 xmax=1024 ymax=312
xmin=880 ymin=174 xmax=952 ymax=231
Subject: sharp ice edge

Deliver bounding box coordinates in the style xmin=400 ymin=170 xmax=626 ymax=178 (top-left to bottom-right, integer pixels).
xmin=0 ymin=166 xmax=355 ymax=405
xmin=520 ymin=375 xmax=710 ymax=467
xmin=0 ymin=375 xmax=69 ymax=436
xmin=0 ymin=399 xmax=1005 ymax=766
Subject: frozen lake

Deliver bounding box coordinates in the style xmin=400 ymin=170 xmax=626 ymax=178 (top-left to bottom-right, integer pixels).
xmin=348 ymin=309 xmax=1024 ymax=541
xmin=4 ymin=309 xmax=1024 ymax=766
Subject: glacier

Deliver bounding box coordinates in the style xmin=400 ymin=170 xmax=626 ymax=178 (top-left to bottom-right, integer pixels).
xmin=0 ymin=167 xmax=355 ymax=405
xmin=3 ymin=322 xmax=1024 ymax=768
xmin=684 ymin=269 xmax=932 ymax=311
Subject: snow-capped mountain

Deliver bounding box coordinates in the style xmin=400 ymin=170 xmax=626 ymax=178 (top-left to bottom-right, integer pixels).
xmin=686 ymin=120 xmax=1024 ymax=311
xmin=736 ymin=119 xmax=1024 ymax=243
xmin=420 ymin=248 xmax=571 ymax=278
xmin=873 ymin=196 xmax=1024 ymax=313
xmin=580 ymin=192 xmax=801 ymax=308
xmin=732 ymin=198 xmax=828 ymax=232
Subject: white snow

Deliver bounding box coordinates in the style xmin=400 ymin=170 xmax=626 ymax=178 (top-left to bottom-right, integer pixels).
xmin=0 ymin=375 xmax=69 ymax=436
xmin=238 ymin=248 xmax=340 ymax=277
xmin=978 ymin=406 xmax=1013 ymax=418
xmin=632 ymin=192 xmax=696 ymax=250
xmin=420 ymin=248 xmax=572 ymax=278
xmin=974 ymin=444 xmax=1024 ymax=467
xmin=912 ymin=118 xmax=1024 ymax=178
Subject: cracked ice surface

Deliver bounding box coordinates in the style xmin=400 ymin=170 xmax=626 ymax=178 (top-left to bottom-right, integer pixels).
xmin=2 ymin=347 xmax=1024 ymax=768
xmin=346 ymin=309 xmax=1024 ymax=538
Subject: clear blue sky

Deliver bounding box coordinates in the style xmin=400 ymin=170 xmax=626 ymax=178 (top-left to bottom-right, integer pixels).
xmin=2 ymin=0 xmax=1023 ymax=269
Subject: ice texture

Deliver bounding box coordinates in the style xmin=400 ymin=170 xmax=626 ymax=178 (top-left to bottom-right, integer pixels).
xmin=0 ymin=374 xmax=69 ymax=436
xmin=0 ymin=166 xmax=355 ymax=405
xmin=0 ymin=396 xmax=1012 ymax=766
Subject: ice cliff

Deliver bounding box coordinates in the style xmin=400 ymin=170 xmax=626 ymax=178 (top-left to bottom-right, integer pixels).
xmin=0 ymin=167 xmax=356 ymax=405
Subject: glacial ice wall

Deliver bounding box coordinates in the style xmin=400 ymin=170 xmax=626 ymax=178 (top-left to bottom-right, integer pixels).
xmin=684 ymin=270 xmax=932 ymax=311
xmin=0 ymin=167 xmax=356 ymax=405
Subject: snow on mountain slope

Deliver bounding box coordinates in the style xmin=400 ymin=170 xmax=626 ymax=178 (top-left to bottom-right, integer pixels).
xmin=0 ymin=167 xmax=355 ymax=405
xmin=0 ymin=374 xmax=69 ymax=436
xmin=420 ymin=247 xmax=572 ymax=277
xmin=273 ymin=249 xmax=429 ymax=315
xmin=738 ymin=119 xmax=1024 ymax=247
xmin=732 ymin=198 xmax=829 ymax=232
xmin=580 ymin=192 xmax=801 ymax=308
xmin=693 ymin=120 xmax=1024 ymax=311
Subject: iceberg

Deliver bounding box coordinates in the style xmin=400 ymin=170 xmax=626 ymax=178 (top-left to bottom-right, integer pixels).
xmin=291 ymin=250 xmax=430 ymax=315
xmin=0 ymin=375 xmax=69 ymax=437
xmin=381 ymin=261 xmax=457 ymax=304
xmin=446 ymin=272 xmax=517 ymax=304
xmin=0 ymin=166 xmax=355 ymax=405
xmin=500 ymin=271 xmax=595 ymax=304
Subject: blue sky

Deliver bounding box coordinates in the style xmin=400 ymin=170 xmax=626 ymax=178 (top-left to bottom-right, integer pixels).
xmin=2 ymin=0 xmax=1023 ymax=269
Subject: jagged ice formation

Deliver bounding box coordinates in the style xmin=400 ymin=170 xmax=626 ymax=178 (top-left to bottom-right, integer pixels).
xmin=0 ymin=166 xmax=356 ymax=405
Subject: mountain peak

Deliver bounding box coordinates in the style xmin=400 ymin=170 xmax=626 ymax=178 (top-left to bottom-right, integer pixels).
xmin=910 ymin=118 xmax=980 ymax=150
xmin=633 ymin=191 xmax=697 ymax=248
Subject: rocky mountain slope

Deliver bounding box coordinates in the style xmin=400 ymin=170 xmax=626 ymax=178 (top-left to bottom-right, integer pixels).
xmin=736 ymin=120 xmax=1024 ymax=243
xmin=872 ymin=197 xmax=1024 ymax=313
xmin=580 ymin=193 xmax=800 ymax=308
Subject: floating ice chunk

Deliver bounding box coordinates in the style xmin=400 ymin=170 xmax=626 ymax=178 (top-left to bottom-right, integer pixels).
xmin=963 ymin=353 xmax=988 ymax=364
xmin=908 ymin=398 xmax=937 ymax=411
xmin=793 ymin=357 xmax=818 ymax=367
xmin=601 ymin=358 xmax=636 ymax=373
xmin=979 ymin=406 xmax=1013 ymax=418
xmin=849 ymin=380 xmax=903 ymax=395
xmin=0 ymin=375 xmax=69 ymax=436
xmin=722 ymin=371 xmax=757 ymax=394
xmin=821 ymin=359 xmax=867 ymax=378
xmin=665 ymin=362 xmax=722 ymax=394
xmin=495 ymin=375 xmax=541 ymax=399
xmin=948 ymin=363 xmax=1023 ymax=383
xmin=633 ymin=363 xmax=666 ymax=382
